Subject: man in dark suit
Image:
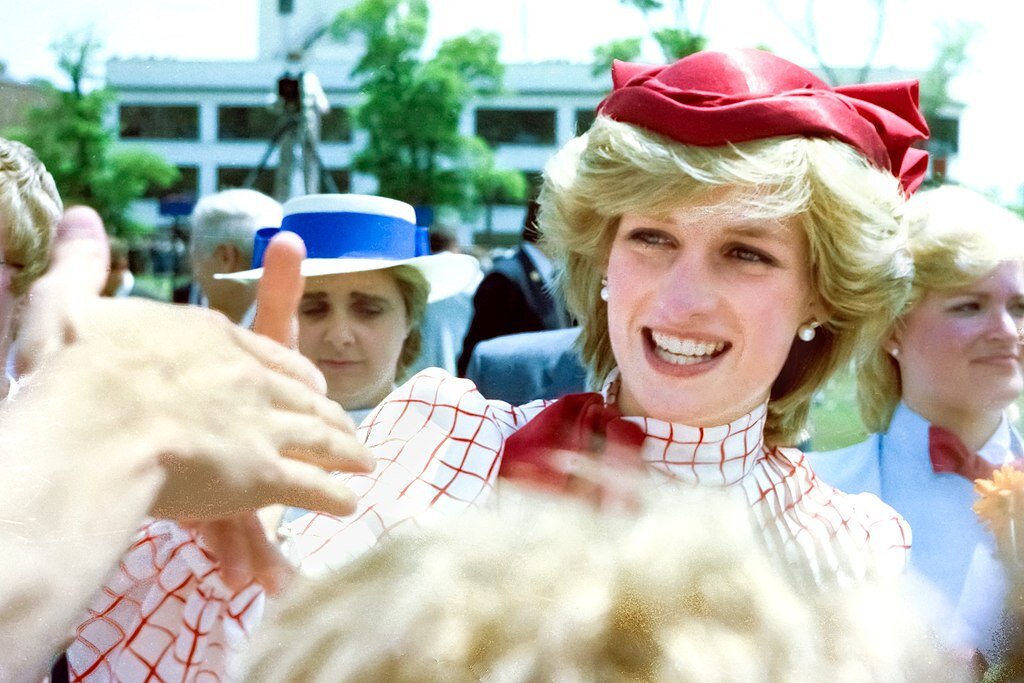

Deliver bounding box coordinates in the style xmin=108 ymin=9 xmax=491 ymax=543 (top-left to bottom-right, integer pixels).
xmin=457 ymin=201 xmax=571 ymax=376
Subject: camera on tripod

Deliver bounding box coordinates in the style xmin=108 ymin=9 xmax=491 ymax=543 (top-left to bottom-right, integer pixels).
xmin=277 ymin=73 xmax=302 ymax=112
xmin=246 ymin=70 xmax=337 ymax=200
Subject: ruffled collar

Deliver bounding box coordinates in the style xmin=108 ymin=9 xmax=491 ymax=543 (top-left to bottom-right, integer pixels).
xmin=601 ymin=369 xmax=769 ymax=486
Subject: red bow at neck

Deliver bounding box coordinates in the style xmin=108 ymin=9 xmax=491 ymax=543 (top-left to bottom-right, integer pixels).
xmin=928 ymin=425 xmax=1020 ymax=482
xmin=500 ymin=393 xmax=646 ymax=500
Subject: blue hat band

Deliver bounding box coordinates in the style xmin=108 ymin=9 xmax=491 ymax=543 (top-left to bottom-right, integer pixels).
xmin=251 ymin=210 xmax=430 ymax=268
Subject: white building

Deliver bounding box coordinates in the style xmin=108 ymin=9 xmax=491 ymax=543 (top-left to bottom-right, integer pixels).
xmin=107 ymin=0 xmax=951 ymax=238
xmin=108 ymin=0 xmax=610 ymax=237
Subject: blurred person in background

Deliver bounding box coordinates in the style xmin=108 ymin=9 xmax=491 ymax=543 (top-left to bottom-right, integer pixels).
xmin=176 ymin=188 xmax=282 ymax=325
xmin=101 ymin=236 xmax=162 ymax=299
xmin=810 ymin=185 xmax=1024 ymax=666
xmin=464 ymin=326 xmax=586 ymax=404
xmin=406 ymin=224 xmax=482 ymax=376
xmin=457 ymin=199 xmax=571 ymax=376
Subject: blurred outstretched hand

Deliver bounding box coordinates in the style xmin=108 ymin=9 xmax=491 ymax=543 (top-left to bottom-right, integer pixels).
xmin=14 ymin=205 xmax=109 ymax=377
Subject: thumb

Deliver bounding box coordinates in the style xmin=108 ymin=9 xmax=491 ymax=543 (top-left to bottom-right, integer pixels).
xmin=253 ymin=231 xmax=305 ymax=348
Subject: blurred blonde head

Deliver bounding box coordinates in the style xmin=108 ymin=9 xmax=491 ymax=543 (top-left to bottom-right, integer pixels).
xmin=242 ymin=486 xmax=962 ymax=682
xmin=857 ymin=185 xmax=1024 ymax=432
xmin=540 ymin=117 xmax=911 ymax=445
xmin=0 ymin=138 xmax=62 ymax=295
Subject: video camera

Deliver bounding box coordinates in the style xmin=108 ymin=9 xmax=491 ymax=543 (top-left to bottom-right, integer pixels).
xmin=277 ymin=73 xmax=302 ymax=111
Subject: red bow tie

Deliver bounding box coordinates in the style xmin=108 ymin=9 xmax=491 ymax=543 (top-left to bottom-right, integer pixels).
xmin=928 ymin=425 xmax=1013 ymax=482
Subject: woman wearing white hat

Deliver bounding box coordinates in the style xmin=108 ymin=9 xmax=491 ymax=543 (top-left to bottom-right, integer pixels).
xmin=224 ymin=193 xmax=479 ymax=422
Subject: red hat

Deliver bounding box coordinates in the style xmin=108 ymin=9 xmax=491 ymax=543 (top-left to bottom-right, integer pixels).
xmin=597 ymin=49 xmax=930 ymax=195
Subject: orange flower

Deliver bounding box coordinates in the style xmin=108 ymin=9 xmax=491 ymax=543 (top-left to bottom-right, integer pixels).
xmin=974 ymin=465 xmax=1024 ymax=551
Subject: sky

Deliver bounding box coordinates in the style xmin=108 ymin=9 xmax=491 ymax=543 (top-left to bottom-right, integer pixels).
xmin=1 ymin=0 xmax=1022 ymax=202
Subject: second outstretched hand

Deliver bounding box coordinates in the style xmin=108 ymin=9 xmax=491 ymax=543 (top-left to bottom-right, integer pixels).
xmin=181 ymin=230 xmax=359 ymax=594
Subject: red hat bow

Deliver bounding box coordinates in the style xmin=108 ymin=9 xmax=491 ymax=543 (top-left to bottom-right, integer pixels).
xmin=598 ymin=49 xmax=930 ymax=196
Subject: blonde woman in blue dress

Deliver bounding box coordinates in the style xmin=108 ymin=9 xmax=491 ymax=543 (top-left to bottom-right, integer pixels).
xmin=810 ymin=185 xmax=1024 ymax=661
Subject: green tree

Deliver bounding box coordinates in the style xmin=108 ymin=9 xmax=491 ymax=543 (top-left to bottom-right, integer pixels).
xmin=332 ymin=0 xmax=524 ymax=215
xmin=592 ymin=0 xmax=710 ymax=76
xmin=916 ymin=21 xmax=975 ymax=186
xmin=918 ymin=21 xmax=975 ymax=120
xmin=592 ymin=38 xmax=644 ymax=76
xmin=4 ymin=32 xmax=177 ymax=237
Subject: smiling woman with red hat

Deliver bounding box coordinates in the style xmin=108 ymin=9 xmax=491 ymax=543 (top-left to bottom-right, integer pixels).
xmin=68 ymin=49 xmax=931 ymax=680
xmin=279 ymin=48 xmax=928 ymax=581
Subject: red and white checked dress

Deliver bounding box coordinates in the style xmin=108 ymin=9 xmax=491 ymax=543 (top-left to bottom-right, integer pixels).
xmin=68 ymin=368 xmax=910 ymax=681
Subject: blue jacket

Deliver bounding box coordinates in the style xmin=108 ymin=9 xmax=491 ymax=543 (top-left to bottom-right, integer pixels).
xmin=464 ymin=327 xmax=586 ymax=405
xmin=808 ymin=403 xmax=1019 ymax=655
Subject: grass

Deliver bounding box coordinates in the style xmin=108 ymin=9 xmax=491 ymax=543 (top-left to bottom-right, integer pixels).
xmin=807 ymin=364 xmax=867 ymax=452
xmin=134 ymin=274 xmax=186 ymax=302
xmin=808 ymin=362 xmax=1024 ymax=452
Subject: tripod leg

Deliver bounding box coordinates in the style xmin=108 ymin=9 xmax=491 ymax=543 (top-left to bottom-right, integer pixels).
xmin=299 ymin=107 xmax=324 ymax=195
xmin=303 ymin=136 xmax=339 ymax=194
xmin=245 ymin=117 xmax=294 ymax=192
xmin=275 ymin=124 xmax=299 ymax=201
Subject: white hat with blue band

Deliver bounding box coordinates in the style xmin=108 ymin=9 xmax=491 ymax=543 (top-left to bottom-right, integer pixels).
xmin=217 ymin=193 xmax=480 ymax=303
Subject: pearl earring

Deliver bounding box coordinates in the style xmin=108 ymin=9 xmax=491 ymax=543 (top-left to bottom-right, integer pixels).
xmin=888 ymin=347 xmax=900 ymax=358
xmin=797 ymin=321 xmax=819 ymax=342
xmin=600 ymin=277 xmax=609 ymax=302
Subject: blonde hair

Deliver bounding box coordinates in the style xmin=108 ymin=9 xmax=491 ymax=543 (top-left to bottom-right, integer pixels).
xmin=242 ymin=487 xmax=963 ymax=682
xmin=858 ymin=185 xmax=1024 ymax=432
xmin=0 ymin=139 xmax=62 ymax=295
xmin=540 ymin=118 xmax=910 ymax=445
xmin=389 ymin=264 xmax=430 ymax=380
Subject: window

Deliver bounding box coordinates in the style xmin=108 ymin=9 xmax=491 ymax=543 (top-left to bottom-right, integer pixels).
xmin=324 ymin=169 xmax=351 ymax=192
xmin=524 ymin=170 xmax=544 ymax=198
xmin=320 ymin=107 xmax=351 ymax=142
xmin=575 ymin=108 xmax=597 ymax=135
xmin=219 ymin=105 xmax=351 ymax=143
xmin=218 ymin=106 xmax=281 ymax=141
xmin=144 ymin=165 xmax=198 ymax=200
xmin=216 ymin=167 xmax=348 ymax=195
xmin=475 ymin=108 xmax=556 ymax=145
xmin=927 ymin=114 xmax=959 ymax=155
xmin=217 ymin=166 xmax=276 ymax=196
xmin=120 ymin=105 xmax=199 ymax=140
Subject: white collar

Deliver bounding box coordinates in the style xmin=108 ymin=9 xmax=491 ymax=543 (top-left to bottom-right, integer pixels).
xmin=977 ymin=412 xmax=1021 ymax=464
xmin=114 ymin=270 xmax=135 ymax=298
